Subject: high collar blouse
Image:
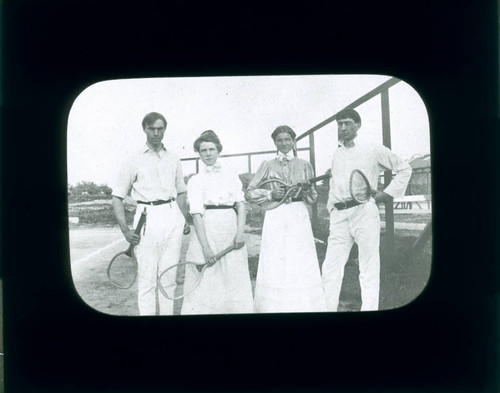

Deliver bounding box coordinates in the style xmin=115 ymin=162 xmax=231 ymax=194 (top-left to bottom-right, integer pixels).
xmin=187 ymin=162 xmax=245 ymax=216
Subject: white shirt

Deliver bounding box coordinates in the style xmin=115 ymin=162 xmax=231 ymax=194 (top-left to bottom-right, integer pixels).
xmin=187 ymin=162 xmax=245 ymax=216
xmin=327 ymin=140 xmax=412 ymax=211
xmin=112 ymin=144 xmax=187 ymax=201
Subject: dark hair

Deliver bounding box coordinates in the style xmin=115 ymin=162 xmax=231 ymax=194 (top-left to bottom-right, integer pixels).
xmin=193 ymin=130 xmax=223 ymax=153
xmin=142 ymin=112 xmax=167 ymax=129
xmin=336 ymin=108 xmax=361 ymax=124
xmin=271 ymin=125 xmax=296 ymax=141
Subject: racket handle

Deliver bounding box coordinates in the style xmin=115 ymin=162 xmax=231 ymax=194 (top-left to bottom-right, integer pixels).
xmin=309 ymin=173 xmax=331 ymax=183
xmin=214 ymin=243 xmax=242 ymax=260
xmin=124 ymin=208 xmax=147 ymax=257
xmin=134 ymin=208 xmax=147 ymax=235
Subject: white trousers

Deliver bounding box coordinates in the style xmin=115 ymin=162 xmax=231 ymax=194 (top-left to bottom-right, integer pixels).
xmin=133 ymin=203 xmax=184 ymax=316
xmin=322 ymin=201 xmax=380 ymax=311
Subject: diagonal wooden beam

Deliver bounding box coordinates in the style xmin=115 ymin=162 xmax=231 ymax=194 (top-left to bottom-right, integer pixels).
xmin=296 ymin=77 xmax=401 ymax=142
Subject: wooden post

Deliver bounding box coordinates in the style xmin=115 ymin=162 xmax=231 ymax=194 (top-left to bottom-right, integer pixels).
xmin=381 ymin=89 xmax=395 ymax=260
xmin=248 ymin=154 xmax=252 ymax=173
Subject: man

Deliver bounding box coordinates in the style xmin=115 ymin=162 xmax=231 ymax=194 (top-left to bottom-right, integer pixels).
xmin=322 ymin=108 xmax=412 ymax=311
xmin=112 ymin=112 xmax=190 ymax=316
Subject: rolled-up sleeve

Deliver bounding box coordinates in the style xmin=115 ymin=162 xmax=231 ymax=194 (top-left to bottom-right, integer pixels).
xmin=187 ymin=176 xmax=205 ymax=216
xmin=376 ymin=145 xmax=412 ymax=198
xmin=111 ymin=159 xmax=135 ymax=199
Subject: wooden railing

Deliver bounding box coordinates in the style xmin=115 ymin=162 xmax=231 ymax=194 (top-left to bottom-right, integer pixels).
xmin=181 ymin=147 xmax=310 ymax=174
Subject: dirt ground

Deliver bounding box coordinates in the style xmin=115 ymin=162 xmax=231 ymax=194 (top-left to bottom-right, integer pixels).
xmin=71 ymin=226 xmax=262 ymax=316
xmin=69 ymin=201 xmax=432 ymax=316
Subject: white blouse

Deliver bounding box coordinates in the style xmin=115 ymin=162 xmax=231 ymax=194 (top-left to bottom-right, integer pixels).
xmin=187 ymin=162 xmax=245 ymax=216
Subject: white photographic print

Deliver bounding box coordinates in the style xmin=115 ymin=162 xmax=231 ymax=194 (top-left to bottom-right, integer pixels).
xmin=67 ymin=74 xmax=431 ymax=316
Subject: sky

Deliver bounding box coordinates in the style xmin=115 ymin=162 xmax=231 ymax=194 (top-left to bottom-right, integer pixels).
xmin=67 ymin=74 xmax=430 ymax=186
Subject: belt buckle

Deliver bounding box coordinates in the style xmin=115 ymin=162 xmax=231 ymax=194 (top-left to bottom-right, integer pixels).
xmin=341 ymin=201 xmax=348 ymax=210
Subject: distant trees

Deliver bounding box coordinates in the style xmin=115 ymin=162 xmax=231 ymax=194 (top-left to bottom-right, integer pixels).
xmin=68 ymin=181 xmax=112 ymax=196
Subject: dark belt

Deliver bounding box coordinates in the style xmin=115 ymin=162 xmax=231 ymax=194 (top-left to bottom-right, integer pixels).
xmin=205 ymin=204 xmax=236 ymax=210
xmin=290 ymin=197 xmax=303 ymax=202
xmin=334 ymin=199 xmax=360 ymax=210
xmin=137 ymin=198 xmax=175 ymax=206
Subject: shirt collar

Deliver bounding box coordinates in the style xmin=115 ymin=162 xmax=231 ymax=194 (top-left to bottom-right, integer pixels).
xmin=337 ymin=139 xmax=356 ymax=149
xmin=142 ymin=143 xmax=166 ymax=154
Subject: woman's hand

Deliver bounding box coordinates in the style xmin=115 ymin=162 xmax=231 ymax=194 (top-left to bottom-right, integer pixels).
xmin=300 ymin=181 xmax=311 ymax=191
xmin=183 ymin=222 xmax=191 ymax=235
xmin=271 ymin=185 xmax=286 ymax=201
xmin=202 ymin=244 xmax=217 ymax=266
xmin=233 ymin=233 xmax=245 ymax=249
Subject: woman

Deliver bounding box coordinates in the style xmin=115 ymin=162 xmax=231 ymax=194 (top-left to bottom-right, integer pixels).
xmin=246 ymin=125 xmax=327 ymax=313
xmin=181 ymin=130 xmax=254 ymax=315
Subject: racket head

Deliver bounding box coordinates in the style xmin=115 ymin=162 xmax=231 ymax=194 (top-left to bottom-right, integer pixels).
xmin=349 ymin=169 xmax=373 ymax=203
xmin=257 ymin=178 xmax=299 ymax=210
xmin=157 ymin=262 xmax=207 ymax=300
xmin=107 ymin=250 xmax=138 ymax=289
xmin=257 ymin=178 xmax=288 ymax=189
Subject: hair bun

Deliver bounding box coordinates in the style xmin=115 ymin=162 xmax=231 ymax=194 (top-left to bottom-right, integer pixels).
xmin=201 ymin=130 xmax=218 ymax=138
xmin=193 ymin=130 xmax=223 ymax=153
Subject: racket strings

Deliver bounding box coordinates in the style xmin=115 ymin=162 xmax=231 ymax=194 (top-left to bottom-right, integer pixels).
xmin=158 ymin=264 xmax=182 ymax=299
xmin=107 ymin=253 xmax=138 ymax=289
xmin=157 ymin=262 xmax=204 ymax=300
xmin=350 ymin=172 xmax=372 ymax=202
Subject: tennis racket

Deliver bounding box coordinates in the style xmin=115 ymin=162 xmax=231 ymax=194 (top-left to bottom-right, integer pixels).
xmin=157 ymin=242 xmax=243 ymax=300
xmin=258 ymin=173 xmax=331 ymax=210
xmin=107 ymin=207 xmax=147 ymax=289
xmin=349 ymin=169 xmax=377 ymax=203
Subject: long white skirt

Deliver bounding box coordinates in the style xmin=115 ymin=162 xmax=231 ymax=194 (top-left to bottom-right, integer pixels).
xmin=254 ymin=201 xmax=327 ymax=313
xmin=181 ymin=209 xmax=254 ymax=315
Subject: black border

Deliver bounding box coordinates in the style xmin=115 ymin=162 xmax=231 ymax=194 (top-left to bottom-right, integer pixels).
xmin=2 ymin=1 xmax=499 ymax=392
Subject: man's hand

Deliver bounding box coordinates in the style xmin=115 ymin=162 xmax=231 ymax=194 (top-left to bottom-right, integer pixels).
xmin=183 ymin=222 xmax=191 ymax=235
xmin=271 ymin=185 xmax=286 ymax=201
xmin=374 ymin=191 xmax=393 ymax=204
xmin=123 ymin=228 xmax=141 ymax=245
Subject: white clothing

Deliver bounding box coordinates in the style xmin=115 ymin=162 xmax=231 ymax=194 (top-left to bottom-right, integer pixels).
xmin=326 ymin=141 xmax=412 ymax=211
xmin=112 ymin=144 xmax=187 ymax=202
xmin=253 ymin=202 xmax=327 ymax=313
xmin=322 ymin=140 xmax=411 ymax=311
xmin=246 ymin=157 xmax=327 ymax=313
xmin=322 ymin=202 xmax=380 ymax=311
xmin=133 ymin=203 xmax=185 ymax=315
xmin=181 ymin=209 xmax=254 ymax=315
xmin=187 ymin=163 xmax=244 ymax=216
xmin=181 ymin=163 xmax=253 ymax=315
xmin=112 ymin=144 xmax=187 ymax=316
